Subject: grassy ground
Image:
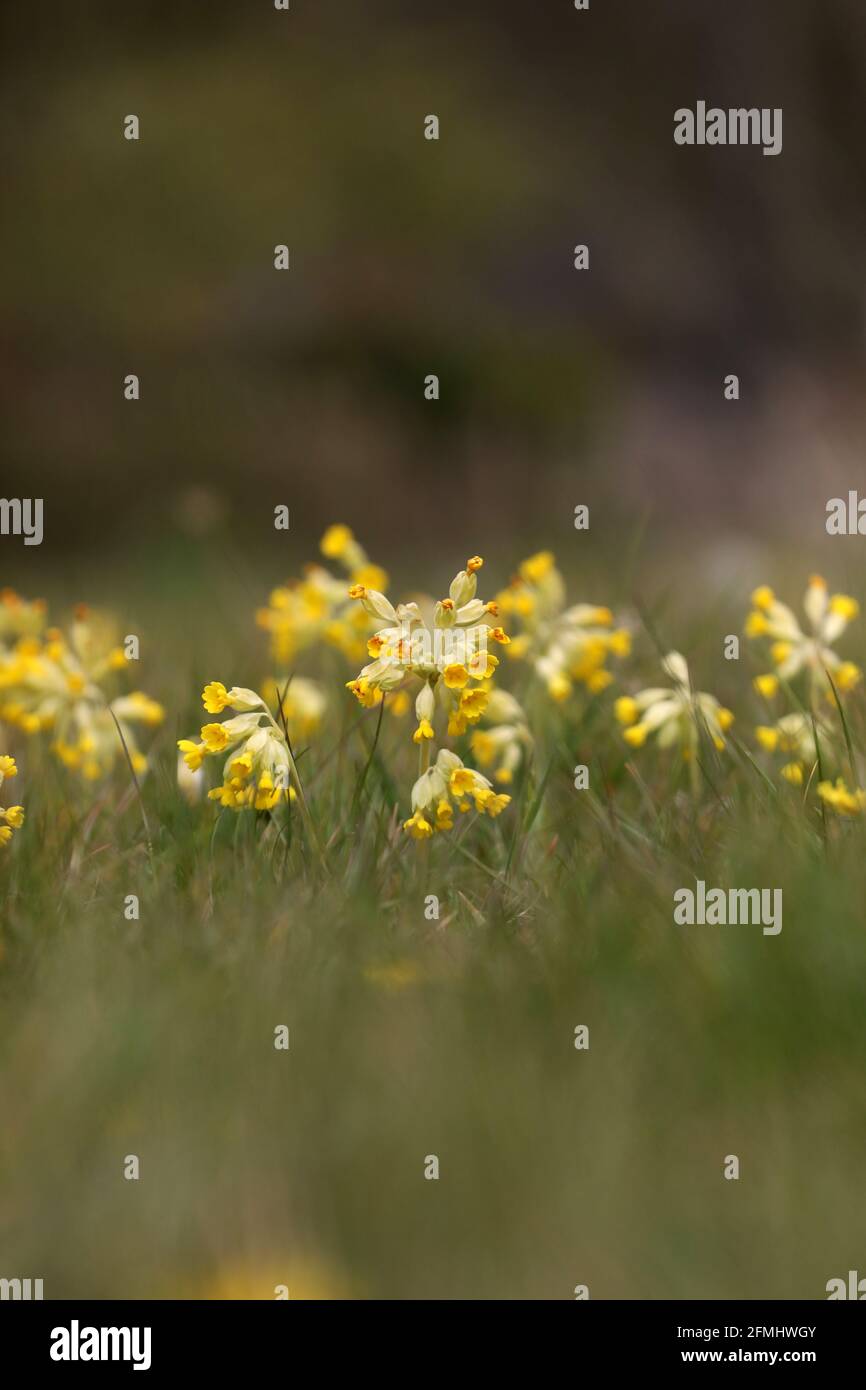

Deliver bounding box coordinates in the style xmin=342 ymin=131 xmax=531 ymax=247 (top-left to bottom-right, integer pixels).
xmin=1 ymin=540 xmax=865 ymax=1300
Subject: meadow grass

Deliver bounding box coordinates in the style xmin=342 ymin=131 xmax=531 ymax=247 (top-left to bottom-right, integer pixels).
xmin=1 ymin=545 xmax=866 ymax=1299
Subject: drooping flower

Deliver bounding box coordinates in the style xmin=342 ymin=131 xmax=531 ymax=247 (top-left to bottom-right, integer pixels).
xmin=403 ymin=748 xmax=511 ymax=839
xmin=746 ymin=577 xmax=861 ymax=700
xmin=496 ymin=551 xmax=629 ymax=700
xmin=178 ymin=682 xmax=298 ymax=811
xmin=615 ymin=651 xmax=734 ymax=754
xmin=256 ymin=525 xmax=388 ymax=666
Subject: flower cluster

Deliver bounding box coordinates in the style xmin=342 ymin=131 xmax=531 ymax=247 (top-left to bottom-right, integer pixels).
xmin=746 ymin=577 xmax=860 ymax=700
xmin=256 ymin=525 xmax=388 ymax=667
xmin=178 ymin=682 xmax=297 ymax=811
xmin=0 ymin=604 xmax=164 ymax=780
xmin=0 ymin=754 xmax=24 ymax=848
xmin=403 ymin=748 xmax=512 ymax=839
xmin=496 ymin=551 xmax=630 ymax=700
xmin=615 ymin=651 xmax=734 ymax=753
xmin=345 ymin=555 xmax=509 ymax=741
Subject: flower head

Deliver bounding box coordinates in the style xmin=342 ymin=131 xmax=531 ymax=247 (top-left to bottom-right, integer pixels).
xmin=616 ymin=651 xmax=733 ymax=755
xmin=496 ymin=552 xmax=628 ymax=699
xmin=256 ymin=526 xmax=388 ymax=666
xmin=179 ymin=683 xmax=298 ymax=812
xmin=0 ymin=607 xmax=164 ymax=780
xmin=402 ymin=747 xmax=511 ymax=838
xmin=746 ymin=578 xmax=861 ymax=698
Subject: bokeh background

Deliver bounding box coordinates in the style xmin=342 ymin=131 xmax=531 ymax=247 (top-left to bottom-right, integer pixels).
xmin=3 ymin=0 xmax=866 ymax=605
xmin=2 ymin=0 xmax=866 ymax=1302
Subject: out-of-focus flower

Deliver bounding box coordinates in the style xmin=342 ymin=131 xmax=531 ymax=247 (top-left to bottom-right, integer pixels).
xmin=193 ymin=1257 xmax=353 ymax=1300
xmin=746 ymin=577 xmax=861 ymax=700
xmin=0 ymin=589 xmax=46 ymax=652
xmin=256 ymin=525 xmax=388 ymax=666
xmin=0 ymin=753 xmax=23 ymax=847
xmin=469 ymin=687 xmax=532 ymax=784
xmin=615 ymin=651 xmax=733 ymax=754
xmin=261 ymin=676 xmax=327 ymax=742
xmin=754 ymin=710 xmax=835 ymax=786
xmin=0 ymin=607 xmax=164 ymax=780
xmin=817 ymin=777 xmax=866 ymax=815
xmin=496 ymin=551 xmax=629 ymax=700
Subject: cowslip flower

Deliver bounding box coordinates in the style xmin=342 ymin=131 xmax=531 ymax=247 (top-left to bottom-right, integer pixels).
xmin=346 ymin=555 xmax=507 ymax=741
xmin=817 ymin=777 xmax=866 ymax=815
xmin=256 ymin=525 xmax=388 ymax=666
xmin=746 ymin=577 xmax=861 ymax=700
xmin=469 ymin=687 xmax=533 ymax=785
xmin=0 ymin=588 xmax=46 ymax=654
xmin=261 ymin=676 xmax=327 ymax=742
xmin=615 ymin=651 xmax=734 ymax=753
xmin=496 ymin=551 xmax=629 ymax=700
xmin=403 ymin=748 xmax=511 ymax=839
xmin=0 ymin=607 xmax=164 ymax=779
xmin=178 ymin=682 xmax=298 ymax=811
xmin=0 ymin=753 xmax=24 ymax=847
xmin=754 ymin=711 xmax=835 ymax=786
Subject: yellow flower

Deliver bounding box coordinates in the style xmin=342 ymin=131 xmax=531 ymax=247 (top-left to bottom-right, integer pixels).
xmin=623 ymin=723 xmax=649 ymax=747
xmin=751 ymin=586 xmax=775 ymax=611
xmin=458 ymin=688 xmax=488 ymax=721
xmin=403 ymin=810 xmax=434 ymax=839
xmin=0 ymin=755 xmax=18 ymax=778
xmin=201 ymin=722 xmax=230 ymax=753
xmin=781 ymin=762 xmax=803 ymax=785
xmin=177 ymin=738 xmax=206 ymax=771
xmin=202 ymin=681 xmax=230 ymax=714
xmin=413 ymin=718 xmax=434 ymax=744
xmin=614 ymin=696 xmax=638 ymax=725
xmin=755 ymin=726 xmax=779 ymax=752
xmin=818 ymin=777 xmax=866 ymax=815
xmin=320 ymin=523 xmax=354 ymax=559
xmin=753 ymin=674 xmax=779 ymax=699
xmin=519 ymin=551 xmax=555 ymax=584
xmin=2 ymin=806 xmax=24 ymax=828
xmin=443 ymin=663 xmax=469 ymax=689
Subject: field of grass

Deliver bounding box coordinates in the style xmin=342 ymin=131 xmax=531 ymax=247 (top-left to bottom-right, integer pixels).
xmin=2 ymin=536 xmax=866 ymax=1300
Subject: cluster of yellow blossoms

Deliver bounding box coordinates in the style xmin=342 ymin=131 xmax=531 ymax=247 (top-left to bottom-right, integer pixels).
xmin=615 ymin=651 xmax=734 ymax=754
xmin=178 ymin=682 xmax=297 ymax=811
xmin=343 ymin=555 xmax=516 ymax=837
xmin=0 ymin=596 xmax=164 ymax=780
xmin=403 ymin=748 xmax=512 ymax=840
xmin=3 ymin=548 xmax=865 ymax=860
xmin=256 ymin=525 xmax=388 ymax=667
xmin=496 ymin=550 xmax=631 ymax=700
xmin=0 ymin=754 xmax=24 ymax=848
xmin=746 ymin=576 xmax=860 ymax=700
xmin=610 ymin=575 xmax=866 ymax=816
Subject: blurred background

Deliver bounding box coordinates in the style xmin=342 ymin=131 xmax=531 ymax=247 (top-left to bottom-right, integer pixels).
xmin=3 ymin=0 xmax=866 ymax=608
